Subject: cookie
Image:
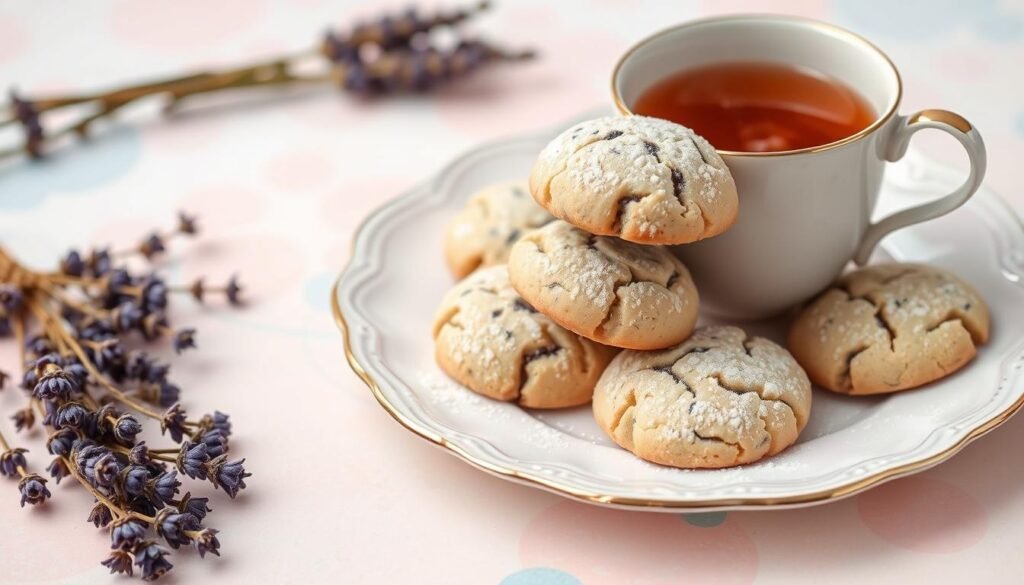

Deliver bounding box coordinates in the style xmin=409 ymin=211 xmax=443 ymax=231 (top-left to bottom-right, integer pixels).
xmin=432 ymin=265 xmax=617 ymax=409
xmin=529 ymin=115 xmax=738 ymax=245
xmin=788 ymin=263 xmax=990 ymax=395
xmin=593 ymin=326 xmax=812 ymax=469
xmin=443 ymin=181 xmax=554 ymax=278
xmin=507 ymin=220 xmax=698 ymax=350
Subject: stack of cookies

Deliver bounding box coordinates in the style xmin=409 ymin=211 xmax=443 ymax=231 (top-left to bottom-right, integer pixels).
xmin=432 ymin=115 xmax=991 ymax=470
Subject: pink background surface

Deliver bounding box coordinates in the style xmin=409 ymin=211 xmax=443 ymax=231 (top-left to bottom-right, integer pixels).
xmin=0 ymin=0 xmax=1022 ymax=583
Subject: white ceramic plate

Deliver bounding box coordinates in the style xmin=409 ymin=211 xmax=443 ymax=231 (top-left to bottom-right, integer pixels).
xmin=332 ymin=118 xmax=1024 ymax=512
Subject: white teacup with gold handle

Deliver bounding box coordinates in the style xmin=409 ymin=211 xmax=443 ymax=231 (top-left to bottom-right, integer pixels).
xmin=612 ymin=15 xmax=986 ymax=319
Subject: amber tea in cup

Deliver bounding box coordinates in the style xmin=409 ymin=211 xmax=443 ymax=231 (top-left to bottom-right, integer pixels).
xmin=633 ymin=62 xmax=875 ymax=153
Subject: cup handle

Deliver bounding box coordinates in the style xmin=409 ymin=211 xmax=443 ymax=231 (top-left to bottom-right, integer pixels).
xmin=852 ymin=109 xmax=987 ymax=265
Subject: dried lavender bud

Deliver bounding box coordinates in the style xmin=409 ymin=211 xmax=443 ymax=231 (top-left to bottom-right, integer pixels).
xmin=113 ymin=301 xmax=143 ymax=333
xmin=158 ymin=381 xmax=180 ymax=407
xmin=121 ymin=465 xmax=150 ymax=497
xmin=149 ymin=470 xmax=180 ymax=505
xmin=0 ymin=285 xmax=23 ymax=313
xmin=194 ymin=528 xmax=221 ymax=558
xmin=10 ymin=90 xmax=44 ymax=158
xmin=177 ymin=211 xmax=198 ymax=235
xmin=87 ymin=248 xmax=112 ymax=276
xmin=198 ymin=429 xmax=229 ymax=458
xmin=210 ymin=455 xmax=249 ymax=498
xmin=160 ymin=404 xmax=187 ymax=442
xmin=63 ymin=360 xmax=88 ymax=386
xmin=11 ymin=407 xmax=34 ymax=431
xmin=0 ymin=448 xmax=27 ymax=476
xmin=92 ymin=453 xmax=122 ymax=487
xmin=172 ymin=328 xmax=196 ymax=354
xmin=111 ymin=517 xmax=148 ymax=550
xmin=113 ymin=415 xmax=142 ymax=443
xmin=201 ymin=410 xmax=232 ymax=437
xmin=0 ymin=318 xmax=9 ymax=337
xmin=89 ymin=339 xmax=125 ymax=372
xmin=142 ymin=279 xmax=168 ymax=311
xmin=225 ymin=275 xmax=243 ymax=305
xmin=33 ymin=363 xmax=77 ymax=400
xmin=139 ymin=233 xmax=166 ymax=259
xmin=179 ymin=492 xmax=211 ymax=521
xmin=55 ymin=402 xmax=88 ymax=429
xmin=18 ymin=474 xmax=51 ymax=507
xmin=105 ymin=267 xmax=131 ymax=291
xmin=60 ymin=250 xmax=85 ymax=277
xmin=133 ymin=541 xmax=173 ymax=581
xmin=101 ymin=550 xmax=134 ymax=576
xmin=187 ymin=278 xmax=205 ymax=302
xmin=88 ymin=502 xmax=114 ymax=528
xmin=129 ymin=442 xmax=150 ymax=465
xmin=75 ymin=443 xmax=111 ymax=485
xmin=177 ymin=441 xmax=209 ymax=480
xmin=155 ymin=508 xmax=199 ymax=549
xmin=46 ymin=457 xmax=70 ymax=484
xmin=46 ymin=429 xmax=77 ymax=456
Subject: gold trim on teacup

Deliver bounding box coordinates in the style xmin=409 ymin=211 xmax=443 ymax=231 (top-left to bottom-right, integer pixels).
xmin=908 ymin=109 xmax=973 ymax=133
xmin=610 ymin=14 xmax=904 ymax=158
xmin=331 ymin=271 xmax=1024 ymax=511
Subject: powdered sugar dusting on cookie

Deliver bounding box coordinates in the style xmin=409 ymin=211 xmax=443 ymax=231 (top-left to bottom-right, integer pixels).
xmin=531 ymin=115 xmax=738 ymax=244
xmin=508 ymin=221 xmax=699 ymax=348
xmin=593 ymin=325 xmax=812 ymax=469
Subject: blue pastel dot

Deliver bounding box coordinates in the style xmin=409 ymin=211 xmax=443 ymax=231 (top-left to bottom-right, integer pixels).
xmin=0 ymin=126 xmax=142 ymax=210
xmin=682 ymin=511 xmax=727 ymax=527
xmin=304 ymin=271 xmax=337 ymax=312
xmin=1016 ymin=113 xmax=1024 ymax=136
xmin=500 ymin=567 xmax=582 ymax=585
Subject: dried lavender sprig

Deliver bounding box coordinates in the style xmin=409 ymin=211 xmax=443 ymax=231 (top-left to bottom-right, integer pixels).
xmin=322 ymin=0 xmax=491 ymax=59
xmin=2 ymin=2 xmax=532 ymax=162
xmin=332 ymin=38 xmax=535 ymax=95
xmin=2 ymin=213 xmax=247 ymax=581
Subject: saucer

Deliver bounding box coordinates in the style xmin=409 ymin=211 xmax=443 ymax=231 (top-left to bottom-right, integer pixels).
xmin=332 ymin=116 xmax=1024 ymax=512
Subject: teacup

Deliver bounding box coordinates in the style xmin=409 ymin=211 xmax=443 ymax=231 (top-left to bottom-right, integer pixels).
xmin=612 ymin=15 xmax=986 ymax=319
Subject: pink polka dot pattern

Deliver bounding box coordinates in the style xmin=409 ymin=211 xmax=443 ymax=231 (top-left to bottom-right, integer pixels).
xmin=320 ymin=177 xmax=412 ymax=231
xmin=178 ymin=185 xmax=265 ymax=232
xmin=0 ymin=497 xmax=105 ymax=582
xmin=182 ymin=233 xmax=306 ymax=300
xmin=0 ymin=14 xmax=28 ymax=64
xmin=266 ymin=151 xmax=336 ymax=192
xmin=857 ymin=477 xmax=988 ymax=553
xmin=521 ymin=501 xmax=758 ymax=585
xmin=143 ymin=117 xmax=226 ymax=154
xmin=934 ymin=50 xmax=991 ymax=81
xmin=109 ymin=0 xmax=266 ymax=50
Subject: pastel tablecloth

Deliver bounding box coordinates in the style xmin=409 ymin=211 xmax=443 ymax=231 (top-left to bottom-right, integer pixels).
xmin=1 ymin=1 xmax=1022 ymax=583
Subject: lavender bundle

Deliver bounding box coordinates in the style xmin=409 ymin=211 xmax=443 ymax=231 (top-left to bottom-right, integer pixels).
xmin=0 ymin=213 xmax=247 ymax=581
xmin=1 ymin=1 xmax=533 ymax=161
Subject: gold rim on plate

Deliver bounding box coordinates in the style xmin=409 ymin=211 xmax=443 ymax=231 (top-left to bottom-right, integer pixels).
xmin=331 ymin=278 xmax=1024 ymax=511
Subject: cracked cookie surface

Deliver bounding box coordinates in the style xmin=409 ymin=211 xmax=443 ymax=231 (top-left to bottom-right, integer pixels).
xmin=443 ymin=181 xmax=554 ymax=278
xmin=788 ymin=263 xmax=990 ymax=395
xmin=432 ymin=265 xmax=617 ymax=409
xmin=507 ymin=220 xmax=698 ymax=350
xmin=593 ymin=326 xmax=812 ymax=469
xmin=529 ymin=115 xmax=738 ymax=245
